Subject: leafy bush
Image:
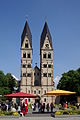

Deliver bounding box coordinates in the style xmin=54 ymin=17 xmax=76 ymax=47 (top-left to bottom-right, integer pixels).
xmin=71 ymin=105 xmax=77 ymax=110
xmin=77 ymin=110 xmax=80 ymax=114
xmin=0 ymin=111 xmax=19 ymax=116
xmin=55 ymin=111 xmax=62 ymax=115
xmin=0 ymin=113 xmax=5 ymax=116
xmin=72 ymin=110 xmax=77 ymax=115
xmin=3 ymin=111 xmax=13 ymax=115
xmin=12 ymin=112 xmax=19 ymax=116
xmin=63 ymin=110 xmax=69 ymax=115
xmin=55 ymin=110 xmax=80 ymax=115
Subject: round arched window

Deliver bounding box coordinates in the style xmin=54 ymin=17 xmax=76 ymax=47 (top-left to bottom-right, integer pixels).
xmin=48 ymin=53 xmax=51 ymax=58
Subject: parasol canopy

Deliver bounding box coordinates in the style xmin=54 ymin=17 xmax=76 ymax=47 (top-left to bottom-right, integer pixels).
xmin=4 ymin=92 xmax=37 ymax=98
xmin=44 ymin=89 xmax=76 ymax=96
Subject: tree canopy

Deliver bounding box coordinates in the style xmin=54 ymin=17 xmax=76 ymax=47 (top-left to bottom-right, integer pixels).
xmin=0 ymin=71 xmax=17 ymax=97
xmin=57 ymin=68 xmax=80 ymax=95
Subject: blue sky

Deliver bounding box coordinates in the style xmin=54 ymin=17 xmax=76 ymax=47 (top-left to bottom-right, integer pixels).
xmin=0 ymin=0 xmax=80 ymax=82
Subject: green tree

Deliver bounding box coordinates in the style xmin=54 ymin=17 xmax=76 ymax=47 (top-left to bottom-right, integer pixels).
xmin=57 ymin=68 xmax=80 ymax=102
xmin=57 ymin=69 xmax=80 ymax=93
xmin=0 ymin=70 xmax=17 ymax=101
xmin=5 ymin=73 xmax=16 ymax=92
xmin=0 ymin=71 xmax=5 ymax=87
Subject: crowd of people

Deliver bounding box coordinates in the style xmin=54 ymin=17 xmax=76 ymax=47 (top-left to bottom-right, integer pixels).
xmin=0 ymin=102 xmax=11 ymax=111
xmin=0 ymin=101 xmax=55 ymax=113
xmin=0 ymin=100 xmax=80 ymax=117
xmin=31 ymin=102 xmax=54 ymax=113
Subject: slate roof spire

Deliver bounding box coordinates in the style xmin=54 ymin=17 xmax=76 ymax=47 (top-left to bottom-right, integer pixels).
xmin=21 ymin=20 xmax=32 ymax=47
xmin=40 ymin=21 xmax=53 ymax=49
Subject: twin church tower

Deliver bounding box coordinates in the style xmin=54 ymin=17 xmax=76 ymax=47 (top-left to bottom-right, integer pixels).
xmin=20 ymin=20 xmax=54 ymax=103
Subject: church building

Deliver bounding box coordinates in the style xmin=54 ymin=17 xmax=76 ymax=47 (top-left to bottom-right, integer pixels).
xmin=20 ymin=20 xmax=54 ymax=104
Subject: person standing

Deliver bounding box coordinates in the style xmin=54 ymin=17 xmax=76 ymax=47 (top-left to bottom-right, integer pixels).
xmin=50 ymin=102 xmax=53 ymax=112
xmin=46 ymin=103 xmax=49 ymax=112
xmin=18 ymin=104 xmax=21 ymax=114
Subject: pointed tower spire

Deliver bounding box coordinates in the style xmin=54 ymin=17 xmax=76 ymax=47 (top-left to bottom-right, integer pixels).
xmin=21 ymin=20 xmax=32 ymax=47
xmin=40 ymin=21 xmax=53 ymax=49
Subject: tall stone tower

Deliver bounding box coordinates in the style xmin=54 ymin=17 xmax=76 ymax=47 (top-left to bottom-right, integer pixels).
xmin=40 ymin=22 xmax=54 ymax=103
xmin=20 ymin=21 xmax=33 ymax=94
xmin=20 ymin=21 xmax=54 ymax=104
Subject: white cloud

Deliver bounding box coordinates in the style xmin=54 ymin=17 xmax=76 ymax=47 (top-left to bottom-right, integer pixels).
xmin=12 ymin=74 xmax=19 ymax=81
xmin=54 ymin=76 xmax=61 ymax=89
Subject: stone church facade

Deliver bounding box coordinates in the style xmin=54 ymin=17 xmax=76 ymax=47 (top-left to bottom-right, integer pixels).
xmin=20 ymin=21 xmax=54 ymax=104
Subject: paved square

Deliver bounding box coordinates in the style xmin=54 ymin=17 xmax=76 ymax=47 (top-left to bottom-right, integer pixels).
xmin=0 ymin=116 xmax=80 ymax=120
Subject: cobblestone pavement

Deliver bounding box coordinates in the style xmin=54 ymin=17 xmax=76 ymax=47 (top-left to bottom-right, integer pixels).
xmin=0 ymin=116 xmax=80 ymax=120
